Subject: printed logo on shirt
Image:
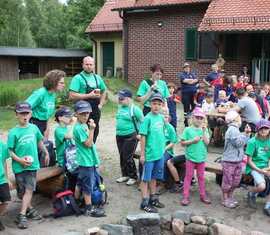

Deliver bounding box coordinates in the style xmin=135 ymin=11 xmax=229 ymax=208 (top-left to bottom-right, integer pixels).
xmin=18 ymin=134 xmax=35 ymax=144
xmin=47 ymin=101 xmax=55 ymax=109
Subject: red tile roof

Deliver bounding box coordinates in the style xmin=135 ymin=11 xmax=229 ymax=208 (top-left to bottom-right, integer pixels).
xmin=199 ymin=0 xmax=270 ymax=32
xmin=86 ymin=0 xmax=122 ymax=33
xmin=113 ymin=0 xmax=210 ymax=10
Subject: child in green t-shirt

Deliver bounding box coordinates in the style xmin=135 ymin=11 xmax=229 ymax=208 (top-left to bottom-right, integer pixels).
xmin=139 ymin=93 xmax=166 ymax=213
xmin=180 ymin=107 xmax=211 ymax=206
xmin=115 ymin=89 xmax=144 ymax=186
xmin=0 ymin=139 xmax=11 ymax=231
xmin=7 ymin=102 xmax=49 ymax=229
xmin=246 ymin=119 xmax=270 ymax=216
xmin=73 ymin=100 xmax=105 ymax=218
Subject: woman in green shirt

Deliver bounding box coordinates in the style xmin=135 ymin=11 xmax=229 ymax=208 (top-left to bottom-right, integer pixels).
xmin=26 ymin=70 xmax=66 ymax=138
xmin=136 ymin=64 xmax=169 ymax=115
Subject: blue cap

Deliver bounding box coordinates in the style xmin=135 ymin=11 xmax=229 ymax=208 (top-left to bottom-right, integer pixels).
xmin=150 ymin=92 xmax=164 ymax=102
xmin=15 ymin=102 xmax=31 ymax=113
xmin=74 ymin=100 xmax=92 ymax=113
xmin=118 ymin=88 xmax=133 ymax=100
xmin=55 ymin=106 xmax=73 ymax=120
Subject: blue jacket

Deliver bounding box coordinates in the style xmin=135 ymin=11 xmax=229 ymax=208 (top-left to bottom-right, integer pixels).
xmin=178 ymin=72 xmax=198 ymax=93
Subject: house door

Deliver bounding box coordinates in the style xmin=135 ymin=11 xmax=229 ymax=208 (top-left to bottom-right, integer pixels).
xmin=102 ymin=42 xmax=114 ymax=76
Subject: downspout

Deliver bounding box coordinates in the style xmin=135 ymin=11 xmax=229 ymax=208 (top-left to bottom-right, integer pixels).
xmin=88 ymin=33 xmax=98 ymax=73
xmin=119 ymin=10 xmax=128 ymax=80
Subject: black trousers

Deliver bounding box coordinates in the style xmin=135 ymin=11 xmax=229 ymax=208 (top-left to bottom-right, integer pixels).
xmin=87 ymin=107 xmax=101 ymax=143
xmin=116 ymin=133 xmax=138 ymax=179
xmin=30 ymin=117 xmax=47 ymax=135
xmin=181 ymin=91 xmax=196 ymax=126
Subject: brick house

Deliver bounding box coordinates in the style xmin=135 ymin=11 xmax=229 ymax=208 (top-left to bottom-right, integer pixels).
xmin=112 ymin=0 xmax=270 ymax=85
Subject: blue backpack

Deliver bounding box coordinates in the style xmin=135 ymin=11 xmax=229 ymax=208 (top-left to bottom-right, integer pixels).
xmin=91 ymin=169 xmax=108 ymax=206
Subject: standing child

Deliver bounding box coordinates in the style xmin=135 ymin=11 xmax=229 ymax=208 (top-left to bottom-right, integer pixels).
xmin=0 ymin=138 xmax=11 ymax=231
xmin=180 ymin=107 xmax=211 ymax=206
xmin=115 ymin=89 xmax=144 ymax=186
xmin=139 ymin=93 xmax=166 ymax=213
xmin=246 ymin=119 xmax=270 ymax=216
xmin=221 ymin=111 xmax=251 ymax=208
xmin=167 ymin=82 xmax=180 ymax=129
xmin=8 ymin=102 xmax=49 ymax=229
xmin=73 ymin=100 xmax=105 ymax=217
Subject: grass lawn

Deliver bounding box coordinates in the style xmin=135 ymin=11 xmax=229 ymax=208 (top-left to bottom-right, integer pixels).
xmin=0 ymin=77 xmax=136 ymax=131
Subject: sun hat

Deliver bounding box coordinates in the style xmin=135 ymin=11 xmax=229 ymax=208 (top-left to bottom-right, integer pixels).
xmin=192 ymin=107 xmax=206 ymax=118
xmin=256 ymin=119 xmax=270 ymax=131
xmin=225 ymin=110 xmax=239 ymax=123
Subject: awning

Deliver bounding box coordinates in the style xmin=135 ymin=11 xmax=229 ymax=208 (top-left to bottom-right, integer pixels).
xmin=199 ymin=0 xmax=270 ymax=32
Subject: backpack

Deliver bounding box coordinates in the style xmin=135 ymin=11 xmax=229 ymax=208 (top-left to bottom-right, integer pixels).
xmin=91 ymin=169 xmax=108 ymax=206
xmin=52 ymin=190 xmax=81 ymax=218
xmin=64 ymin=140 xmax=79 ymax=174
xmin=130 ymin=104 xmax=140 ymax=134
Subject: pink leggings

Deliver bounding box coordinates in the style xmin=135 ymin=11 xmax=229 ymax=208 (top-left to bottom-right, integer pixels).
xmin=183 ymin=160 xmax=206 ymax=199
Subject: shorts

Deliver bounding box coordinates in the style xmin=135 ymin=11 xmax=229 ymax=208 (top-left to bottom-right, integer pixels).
xmin=0 ymin=183 xmax=11 ymax=203
xmin=15 ymin=171 xmax=37 ymax=199
xmin=251 ymin=170 xmax=265 ymax=186
xmin=170 ymin=154 xmax=186 ymax=165
xmin=76 ymin=166 xmax=96 ymax=195
xmin=221 ymin=161 xmax=242 ymax=192
xmin=141 ymin=158 xmax=164 ymax=182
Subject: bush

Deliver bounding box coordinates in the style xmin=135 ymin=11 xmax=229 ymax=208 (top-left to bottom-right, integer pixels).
xmin=0 ymin=86 xmax=20 ymax=106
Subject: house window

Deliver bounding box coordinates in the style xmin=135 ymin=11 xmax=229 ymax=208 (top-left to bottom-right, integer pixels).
xmin=199 ymin=33 xmax=218 ymax=59
xmin=185 ymin=28 xmax=198 ymax=60
xmin=224 ymin=34 xmax=238 ymax=60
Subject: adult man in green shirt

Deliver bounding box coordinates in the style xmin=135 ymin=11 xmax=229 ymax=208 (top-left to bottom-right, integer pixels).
xmin=69 ymin=56 xmax=107 ymax=143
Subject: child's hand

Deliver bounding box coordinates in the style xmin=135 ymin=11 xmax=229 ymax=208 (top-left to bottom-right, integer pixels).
xmin=193 ymin=136 xmax=201 ymax=143
xmin=262 ymin=169 xmax=270 ymax=177
xmin=88 ymin=119 xmax=96 ymax=130
xmin=20 ymin=158 xmax=32 ymax=167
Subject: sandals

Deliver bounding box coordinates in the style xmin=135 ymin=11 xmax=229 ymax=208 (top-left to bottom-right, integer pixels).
xmin=26 ymin=208 xmax=43 ymax=220
xmin=222 ymin=199 xmax=236 ymax=209
xmin=181 ymin=198 xmax=191 ymax=206
xmin=140 ymin=204 xmax=158 ymax=213
xmin=15 ymin=214 xmax=28 ymax=229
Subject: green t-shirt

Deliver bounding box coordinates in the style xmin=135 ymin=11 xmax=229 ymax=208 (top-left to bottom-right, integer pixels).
xmin=136 ymin=79 xmax=169 ymax=107
xmin=73 ymin=122 xmax=100 ymax=167
xmin=139 ymin=112 xmax=166 ymax=161
xmin=245 ymin=137 xmax=270 ymax=174
xmin=26 ymin=87 xmax=56 ymax=121
xmin=69 ymin=71 xmax=107 ymax=94
xmin=0 ymin=141 xmax=9 ymax=185
xmin=116 ymin=104 xmax=144 ymax=136
xmin=165 ymin=123 xmax=178 ymax=157
xmin=55 ymin=125 xmax=72 ymax=167
xmin=7 ymin=123 xmax=43 ymax=174
xmin=181 ymin=126 xmax=209 ymax=163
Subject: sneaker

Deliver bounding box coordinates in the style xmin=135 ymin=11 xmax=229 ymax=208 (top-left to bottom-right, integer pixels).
xmin=85 ymin=207 xmax=106 ymax=217
xmin=230 ymin=198 xmax=239 ymax=207
xmin=126 ymin=178 xmax=137 ymax=186
xmin=15 ymin=214 xmax=28 ymax=229
xmin=26 ymin=208 xmax=43 ymax=220
xmin=116 ymin=176 xmax=129 ymax=183
xmin=181 ymin=198 xmax=190 ymax=206
xmin=169 ymin=182 xmax=183 ymax=193
xmin=200 ymin=196 xmax=211 ymax=205
xmin=0 ymin=220 xmax=5 ymax=231
xmin=263 ymin=207 xmax=270 ymax=216
xmin=247 ymin=192 xmax=257 ymax=209
xmin=150 ymin=199 xmax=165 ymax=208
xmin=140 ymin=204 xmax=158 ymax=213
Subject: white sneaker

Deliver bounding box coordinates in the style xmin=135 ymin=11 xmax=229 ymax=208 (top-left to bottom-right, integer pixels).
xmin=116 ymin=176 xmax=129 ymax=183
xmin=126 ymin=178 xmax=137 ymax=186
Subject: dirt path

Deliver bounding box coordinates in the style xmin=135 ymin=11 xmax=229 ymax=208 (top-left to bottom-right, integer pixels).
xmin=2 ymin=116 xmax=270 ymax=235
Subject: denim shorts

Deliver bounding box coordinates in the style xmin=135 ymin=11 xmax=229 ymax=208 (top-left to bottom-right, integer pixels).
xmin=76 ymin=166 xmax=96 ymax=195
xmin=141 ymin=158 xmax=164 ymax=182
xmin=251 ymin=170 xmax=265 ymax=186
xmin=15 ymin=170 xmax=37 ymax=199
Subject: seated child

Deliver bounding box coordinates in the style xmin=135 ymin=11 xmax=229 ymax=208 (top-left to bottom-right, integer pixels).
xmin=246 ymin=119 xmax=270 ymax=216
xmin=167 ymin=82 xmax=180 ymax=129
xmin=215 ymin=90 xmax=228 ymax=113
xmin=0 ymin=138 xmax=11 ymax=231
xmin=73 ymin=101 xmax=105 ymax=217
xmin=221 ymin=111 xmax=251 ymax=208
xmin=194 ymin=83 xmax=206 ymax=107
xmin=201 ymin=92 xmax=215 ymax=114
xmin=180 ymin=107 xmax=211 ymax=206
xmin=8 ymin=102 xmax=49 ymax=229
xmin=139 ymin=93 xmax=166 ymax=213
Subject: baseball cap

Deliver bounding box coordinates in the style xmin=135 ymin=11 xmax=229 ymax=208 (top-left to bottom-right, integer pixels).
xmin=225 ymin=110 xmax=239 ymax=123
xmin=183 ymin=62 xmax=190 ymax=68
xmin=74 ymin=100 xmax=92 ymax=113
xmin=55 ymin=106 xmax=73 ymax=120
xmin=256 ymin=119 xmax=270 ymax=131
xmin=192 ymin=107 xmax=206 ymax=118
xmin=15 ymin=102 xmax=31 ymax=113
xmin=118 ymin=89 xmax=133 ymax=100
xmin=150 ymin=92 xmax=164 ymax=102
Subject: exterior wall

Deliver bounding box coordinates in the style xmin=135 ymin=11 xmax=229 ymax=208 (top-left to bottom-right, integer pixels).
xmin=0 ymin=56 xmax=19 ymax=81
xmin=91 ymin=32 xmax=123 ymax=76
xmin=124 ymin=5 xmax=249 ymax=86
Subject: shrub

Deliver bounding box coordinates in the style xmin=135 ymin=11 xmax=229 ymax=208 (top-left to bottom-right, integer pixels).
xmin=0 ymin=86 xmax=20 ymax=106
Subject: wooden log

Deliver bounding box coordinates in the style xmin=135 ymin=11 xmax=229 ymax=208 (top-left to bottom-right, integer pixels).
xmin=37 ymin=174 xmax=65 ymax=197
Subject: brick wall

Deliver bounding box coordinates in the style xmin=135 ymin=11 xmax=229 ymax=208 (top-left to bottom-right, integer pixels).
xmin=124 ymin=4 xmax=250 ymax=87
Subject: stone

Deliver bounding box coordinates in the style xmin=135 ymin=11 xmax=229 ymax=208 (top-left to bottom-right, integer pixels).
xmin=160 ymin=213 xmax=172 ymax=231
xmin=248 ymin=231 xmax=266 ymax=235
xmin=172 ymin=210 xmax=193 ymax=224
xmin=191 ymin=215 xmax=207 ymax=225
xmin=101 ymin=224 xmax=133 ymax=235
xmin=210 ymin=223 xmax=242 ymax=235
xmin=206 ymin=216 xmax=224 ymax=226
xmin=184 ymin=223 xmax=208 ymax=235
xmin=126 ymin=213 xmax=161 ymax=235
xmin=97 ymin=230 xmax=109 ymax=235
xmin=86 ymin=227 xmax=100 ymax=235
xmin=172 ymin=218 xmax=184 ymax=235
